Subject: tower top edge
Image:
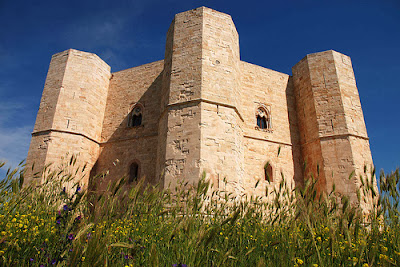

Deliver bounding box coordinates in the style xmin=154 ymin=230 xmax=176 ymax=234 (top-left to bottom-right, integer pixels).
xmin=292 ymin=49 xmax=349 ymax=70
xmin=174 ymin=6 xmax=233 ymax=20
xmin=51 ymin=49 xmax=111 ymax=71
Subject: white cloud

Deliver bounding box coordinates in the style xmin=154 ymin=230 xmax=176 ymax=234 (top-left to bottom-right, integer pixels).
xmin=0 ymin=125 xmax=31 ymax=167
xmin=0 ymin=100 xmax=32 ymax=171
xmin=63 ymin=14 xmax=132 ymax=50
xmin=0 ymin=101 xmax=25 ymax=123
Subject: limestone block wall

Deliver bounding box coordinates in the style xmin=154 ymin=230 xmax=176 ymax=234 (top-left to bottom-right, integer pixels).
xmin=50 ymin=50 xmax=111 ymax=141
xmin=331 ymin=51 xmax=375 ymax=206
xmin=331 ymin=52 xmax=368 ymax=137
xmin=292 ymin=50 xmax=375 ymax=204
xmin=26 ymin=51 xmax=69 ymax=182
xmin=93 ymin=137 xmax=159 ymax=192
xmin=200 ymin=102 xmax=244 ymax=195
xmin=100 ymin=61 xmax=164 ymax=142
xmin=43 ymin=131 xmax=99 ymax=186
xmin=157 ymin=8 xmax=204 ymax=188
xmin=26 ymin=49 xmax=111 ymax=186
xmin=161 ymin=103 xmax=202 ymax=188
xmin=33 ymin=51 xmax=69 ymax=132
xmin=198 ymin=8 xmax=244 ymax=194
xmin=25 ymin=7 xmax=375 ymax=208
xmin=162 ymin=8 xmax=203 ymax=106
xmin=292 ymin=56 xmax=326 ymax=192
xmin=201 ymin=8 xmax=241 ymax=110
xmin=92 ymin=61 xmax=164 ymax=190
xmin=240 ymin=62 xmax=300 ymax=197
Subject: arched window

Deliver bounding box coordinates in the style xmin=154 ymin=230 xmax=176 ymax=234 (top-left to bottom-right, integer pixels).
xmin=129 ymin=162 xmax=140 ymax=183
xmin=128 ymin=105 xmax=143 ymax=127
xmin=256 ymin=107 xmax=271 ymax=130
xmin=264 ymin=162 xmax=273 ymax=182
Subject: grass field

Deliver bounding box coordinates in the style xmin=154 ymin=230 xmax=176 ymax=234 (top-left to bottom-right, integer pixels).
xmin=0 ymin=157 xmax=399 ymax=266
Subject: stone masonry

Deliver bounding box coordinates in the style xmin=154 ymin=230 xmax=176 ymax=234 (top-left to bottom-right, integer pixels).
xmin=26 ymin=7 xmax=376 ymax=206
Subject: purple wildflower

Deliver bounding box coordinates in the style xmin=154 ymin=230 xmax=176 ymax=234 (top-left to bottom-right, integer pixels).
xmin=29 ymin=258 xmax=34 ymax=262
xmin=56 ymin=220 xmax=61 ymax=224
xmin=124 ymin=255 xmax=129 ymax=259
xmin=63 ymin=205 xmax=68 ymax=211
xmin=76 ymin=186 xmax=81 ymax=193
xmin=172 ymin=264 xmax=187 ymax=267
xmin=68 ymin=234 xmax=74 ymax=240
xmin=87 ymin=233 xmax=92 ymax=239
xmin=51 ymin=259 xmax=56 ymax=265
xmin=58 ymin=210 xmax=61 ymax=215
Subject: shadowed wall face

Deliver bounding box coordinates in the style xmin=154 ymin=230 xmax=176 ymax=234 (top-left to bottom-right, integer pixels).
xmin=93 ymin=61 xmax=164 ymax=192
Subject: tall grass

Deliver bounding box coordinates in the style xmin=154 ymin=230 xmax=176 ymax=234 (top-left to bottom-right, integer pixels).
xmin=0 ymin=157 xmax=399 ymax=266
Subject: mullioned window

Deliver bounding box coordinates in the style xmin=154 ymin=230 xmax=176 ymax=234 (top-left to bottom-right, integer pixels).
xmin=255 ymin=106 xmax=272 ymax=131
xmin=128 ymin=104 xmax=143 ymax=127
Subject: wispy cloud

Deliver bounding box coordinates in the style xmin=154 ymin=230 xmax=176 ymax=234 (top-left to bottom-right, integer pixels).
xmin=0 ymin=100 xmax=32 ymax=170
xmin=64 ymin=17 xmax=130 ymax=49
xmin=0 ymin=101 xmax=26 ymax=124
xmin=0 ymin=125 xmax=31 ymax=167
xmin=61 ymin=14 xmax=135 ymax=71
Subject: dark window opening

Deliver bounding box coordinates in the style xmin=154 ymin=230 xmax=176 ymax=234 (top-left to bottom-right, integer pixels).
xmin=264 ymin=162 xmax=273 ymax=183
xmin=129 ymin=162 xmax=139 ymax=183
xmin=132 ymin=114 xmax=142 ymax=127
xmin=257 ymin=115 xmax=268 ymax=129
xmin=129 ymin=106 xmax=142 ymax=127
xmin=256 ymin=107 xmax=270 ymax=130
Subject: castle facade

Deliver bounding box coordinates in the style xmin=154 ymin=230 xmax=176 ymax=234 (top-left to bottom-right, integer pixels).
xmin=26 ymin=7 xmax=375 ymax=204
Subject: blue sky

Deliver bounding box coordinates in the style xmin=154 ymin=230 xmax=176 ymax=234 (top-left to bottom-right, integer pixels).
xmin=0 ymin=0 xmax=399 ymax=177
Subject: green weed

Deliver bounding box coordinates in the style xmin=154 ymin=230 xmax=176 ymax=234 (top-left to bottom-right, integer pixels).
xmin=0 ymin=158 xmax=399 ymax=266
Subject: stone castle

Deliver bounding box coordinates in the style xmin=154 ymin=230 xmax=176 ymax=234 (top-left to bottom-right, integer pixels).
xmin=26 ymin=7 xmax=375 ymax=204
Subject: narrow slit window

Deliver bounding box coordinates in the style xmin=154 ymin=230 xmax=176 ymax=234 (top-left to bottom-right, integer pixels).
xmin=129 ymin=162 xmax=139 ymax=183
xmin=264 ymin=162 xmax=273 ymax=183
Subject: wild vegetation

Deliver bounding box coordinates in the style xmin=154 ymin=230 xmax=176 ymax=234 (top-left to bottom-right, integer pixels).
xmin=0 ymin=157 xmax=399 ymax=266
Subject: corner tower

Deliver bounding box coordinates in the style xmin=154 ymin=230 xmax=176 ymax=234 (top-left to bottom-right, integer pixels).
xmin=157 ymin=7 xmax=244 ymax=191
xmin=26 ymin=49 xmax=111 ymax=186
xmin=292 ymin=50 xmax=375 ymax=205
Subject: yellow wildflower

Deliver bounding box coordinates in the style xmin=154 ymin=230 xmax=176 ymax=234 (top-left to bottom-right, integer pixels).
xmin=379 ymin=254 xmax=389 ymax=261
